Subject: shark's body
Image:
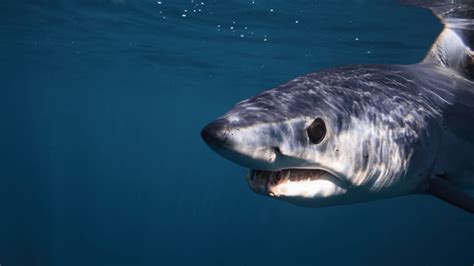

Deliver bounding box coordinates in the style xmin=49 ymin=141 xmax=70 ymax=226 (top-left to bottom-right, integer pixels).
xmin=201 ymin=0 xmax=474 ymax=212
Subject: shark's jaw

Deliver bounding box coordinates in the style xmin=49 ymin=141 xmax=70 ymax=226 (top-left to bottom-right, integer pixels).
xmin=201 ymin=117 xmax=354 ymax=204
xmin=247 ymin=168 xmax=348 ymax=200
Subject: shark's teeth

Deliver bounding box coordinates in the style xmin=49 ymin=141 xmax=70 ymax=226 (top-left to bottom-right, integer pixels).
xmin=249 ymin=168 xmax=327 ymax=184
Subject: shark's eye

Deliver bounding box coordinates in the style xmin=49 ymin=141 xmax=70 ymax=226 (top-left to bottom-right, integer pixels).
xmin=307 ymin=118 xmax=326 ymax=144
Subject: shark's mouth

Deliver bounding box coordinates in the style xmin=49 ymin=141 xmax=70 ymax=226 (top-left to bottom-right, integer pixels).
xmin=249 ymin=169 xmax=330 ymax=184
xmin=247 ymin=169 xmax=348 ymax=198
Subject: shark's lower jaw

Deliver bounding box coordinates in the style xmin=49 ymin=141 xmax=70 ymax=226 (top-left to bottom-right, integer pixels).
xmin=247 ymin=168 xmax=348 ymax=199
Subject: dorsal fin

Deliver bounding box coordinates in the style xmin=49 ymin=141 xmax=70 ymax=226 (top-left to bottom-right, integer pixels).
xmin=402 ymin=0 xmax=474 ymax=79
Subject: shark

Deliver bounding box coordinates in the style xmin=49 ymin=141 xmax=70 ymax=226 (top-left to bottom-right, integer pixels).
xmin=201 ymin=0 xmax=474 ymax=213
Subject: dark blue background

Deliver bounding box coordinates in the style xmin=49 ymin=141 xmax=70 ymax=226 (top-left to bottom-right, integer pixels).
xmin=1 ymin=0 xmax=473 ymax=265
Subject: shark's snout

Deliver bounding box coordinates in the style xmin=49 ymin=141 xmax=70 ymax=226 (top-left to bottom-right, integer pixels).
xmin=201 ymin=119 xmax=230 ymax=148
xmin=201 ymin=117 xmax=283 ymax=170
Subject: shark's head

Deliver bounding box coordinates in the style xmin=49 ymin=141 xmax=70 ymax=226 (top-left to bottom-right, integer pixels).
xmin=201 ymin=69 xmax=438 ymax=207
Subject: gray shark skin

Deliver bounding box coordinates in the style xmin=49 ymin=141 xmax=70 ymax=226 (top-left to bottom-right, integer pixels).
xmin=201 ymin=0 xmax=474 ymax=212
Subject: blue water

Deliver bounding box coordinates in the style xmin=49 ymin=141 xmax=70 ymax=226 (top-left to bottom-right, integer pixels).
xmin=1 ymin=0 xmax=473 ymax=265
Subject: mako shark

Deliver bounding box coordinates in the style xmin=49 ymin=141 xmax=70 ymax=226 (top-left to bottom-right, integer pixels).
xmin=201 ymin=0 xmax=474 ymax=213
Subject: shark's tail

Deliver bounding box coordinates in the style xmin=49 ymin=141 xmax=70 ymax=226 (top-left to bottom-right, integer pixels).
xmin=403 ymin=0 xmax=474 ymax=79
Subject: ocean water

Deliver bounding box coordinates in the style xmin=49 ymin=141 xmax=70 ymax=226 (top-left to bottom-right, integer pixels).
xmin=1 ymin=0 xmax=473 ymax=265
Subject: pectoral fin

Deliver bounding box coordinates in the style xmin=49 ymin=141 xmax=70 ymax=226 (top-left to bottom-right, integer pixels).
xmin=428 ymin=176 xmax=474 ymax=213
